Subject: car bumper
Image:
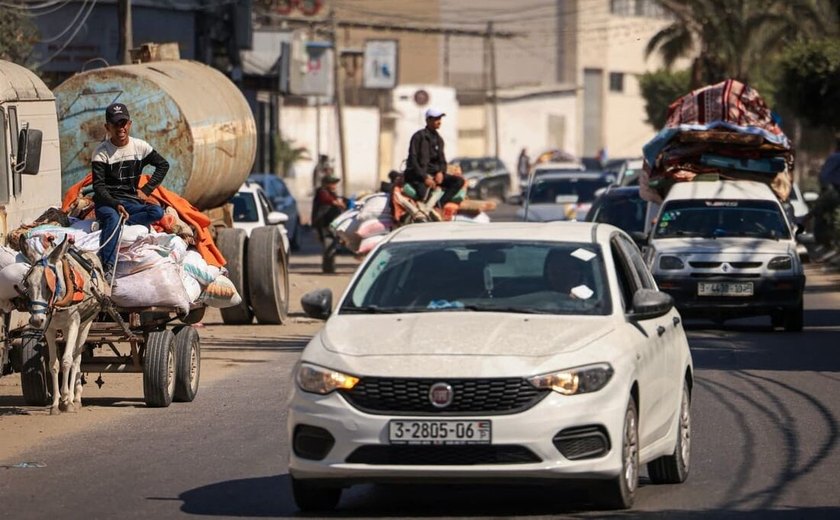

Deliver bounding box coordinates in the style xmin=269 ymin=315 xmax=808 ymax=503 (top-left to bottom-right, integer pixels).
xmin=287 ymin=386 xmax=627 ymax=483
xmin=654 ymin=273 xmax=805 ymax=317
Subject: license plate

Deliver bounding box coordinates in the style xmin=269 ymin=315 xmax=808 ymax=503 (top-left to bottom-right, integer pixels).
xmin=698 ymin=282 xmax=754 ymax=296
xmin=388 ymin=420 xmax=491 ymax=445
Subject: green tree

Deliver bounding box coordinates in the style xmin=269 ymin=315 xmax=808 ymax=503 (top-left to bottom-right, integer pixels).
xmin=776 ymin=39 xmax=840 ymax=133
xmin=274 ymin=134 xmax=310 ymax=178
xmin=647 ymin=0 xmax=824 ymax=88
xmin=0 ymin=3 xmax=38 ymax=64
xmin=638 ymin=69 xmax=692 ymax=130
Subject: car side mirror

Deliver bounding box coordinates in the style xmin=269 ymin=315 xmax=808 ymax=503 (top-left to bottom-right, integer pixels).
xmin=630 ymin=288 xmax=674 ymax=320
xmin=267 ymin=211 xmax=289 ymax=225
xmin=507 ymin=194 xmax=523 ymax=205
xmin=301 ymin=288 xmax=333 ymax=320
xmin=15 ymin=127 xmax=42 ymax=175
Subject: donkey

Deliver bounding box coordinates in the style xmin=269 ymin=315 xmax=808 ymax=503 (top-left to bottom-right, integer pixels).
xmin=21 ymin=236 xmax=108 ymax=414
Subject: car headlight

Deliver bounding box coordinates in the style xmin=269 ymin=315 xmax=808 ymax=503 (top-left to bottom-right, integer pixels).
xmin=768 ymin=256 xmax=792 ymax=270
xmin=658 ymin=255 xmax=685 ymax=270
xmin=296 ymin=363 xmax=359 ymax=394
xmin=467 ymin=177 xmax=479 ymax=189
xmin=528 ymin=363 xmax=614 ymax=395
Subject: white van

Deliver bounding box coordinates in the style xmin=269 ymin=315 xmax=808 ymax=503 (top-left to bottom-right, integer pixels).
xmin=646 ymin=180 xmax=805 ymax=331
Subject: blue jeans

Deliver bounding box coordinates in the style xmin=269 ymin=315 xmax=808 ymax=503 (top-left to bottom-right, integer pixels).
xmin=96 ymin=200 xmax=164 ymax=272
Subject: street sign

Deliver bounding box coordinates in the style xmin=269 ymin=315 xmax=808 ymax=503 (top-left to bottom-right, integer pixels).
xmin=363 ymin=40 xmax=398 ymax=89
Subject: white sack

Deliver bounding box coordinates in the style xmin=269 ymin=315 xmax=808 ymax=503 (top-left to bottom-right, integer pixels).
xmin=111 ymin=261 xmax=191 ymax=314
xmin=0 ymin=262 xmax=29 ymax=300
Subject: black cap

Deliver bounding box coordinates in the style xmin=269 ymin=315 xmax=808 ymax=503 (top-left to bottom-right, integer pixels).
xmin=105 ymin=102 xmax=130 ymax=124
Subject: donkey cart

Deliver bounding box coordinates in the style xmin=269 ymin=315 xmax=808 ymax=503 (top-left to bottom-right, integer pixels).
xmin=10 ymin=303 xmax=203 ymax=409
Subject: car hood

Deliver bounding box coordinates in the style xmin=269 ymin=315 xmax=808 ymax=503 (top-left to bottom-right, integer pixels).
xmin=318 ymin=313 xmax=614 ymax=359
xmin=516 ymin=203 xmax=574 ymax=222
xmin=651 ymin=237 xmax=795 ymax=255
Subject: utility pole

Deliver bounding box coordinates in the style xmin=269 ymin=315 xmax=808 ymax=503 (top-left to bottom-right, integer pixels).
xmin=118 ymin=0 xmax=133 ymax=64
xmin=488 ymin=21 xmax=500 ymax=160
xmin=329 ymin=9 xmax=349 ymax=196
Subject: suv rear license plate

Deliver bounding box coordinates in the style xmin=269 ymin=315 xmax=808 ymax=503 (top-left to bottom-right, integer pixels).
xmin=389 ymin=420 xmax=491 ymax=445
xmin=698 ymin=282 xmax=754 ymax=296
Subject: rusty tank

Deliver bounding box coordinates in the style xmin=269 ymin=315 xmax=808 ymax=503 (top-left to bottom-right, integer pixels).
xmin=54 ymin=60 xmax=256 ymax=210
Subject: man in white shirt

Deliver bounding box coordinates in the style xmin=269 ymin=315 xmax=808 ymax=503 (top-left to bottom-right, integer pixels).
xmin=91 ymin=102 xmax=170 ymax=281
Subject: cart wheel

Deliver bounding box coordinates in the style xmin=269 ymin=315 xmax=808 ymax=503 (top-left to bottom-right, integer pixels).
xmin=143 ymin=330 xmax=176 ymax=408
xmin=20 ymin=332 xmax=51 ymax=406
xmin=216 ymin=228 xmax=253 ymax=325
xmin=173 ymin=326 xmax=200 ymax=402
xmin=247 ymin=226 xmax=290 ymax=324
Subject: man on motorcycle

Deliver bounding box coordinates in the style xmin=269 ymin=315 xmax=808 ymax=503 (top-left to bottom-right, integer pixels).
xmin=405 ymin=108 xmax=464 ymax=209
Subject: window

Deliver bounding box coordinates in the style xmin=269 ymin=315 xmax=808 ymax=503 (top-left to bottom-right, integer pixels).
xmin=231 ymin=193 xmax=259 ymax=222
xmin=610 ymin=0 xmax=634 ymax=16
xmin=609 ymin=72 xmax=624 ymax=93
xmin=610 ymin=238 xmax=636 ymax=312
xmin=0 ymin=108 xmax=7 ymax=204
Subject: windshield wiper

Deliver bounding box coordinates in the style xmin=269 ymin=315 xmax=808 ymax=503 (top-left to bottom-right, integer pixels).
xmin=340 ymin=305 xmax=406 ymax=314
xmin=459 ymin=304 xmax=554 ymax=314
xmin=669 ymin=230 xmax=716 ymax=239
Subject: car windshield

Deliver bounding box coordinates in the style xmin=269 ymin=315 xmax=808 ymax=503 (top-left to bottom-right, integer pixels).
xmin=528 ymin=177 xmax=611 ymax=204
xmin=231 ymin=193 xmax=259 ymax=222
xmin=655 ymin=199 xmax=791 ymax=239
xmin=592 ymin=194 xmax=647 ymax=233
xmin=457 ymin=158 xmax=497 ymax=173
xmin=341 ymin=240 xmax=611 ymax=316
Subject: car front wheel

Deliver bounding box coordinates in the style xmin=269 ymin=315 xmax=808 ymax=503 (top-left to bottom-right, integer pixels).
xmin=597 ymin=397 xmax=639 ymax=509
xmin=291 ymin=477 xmax=342 ymax=512
xmin=648 ymin=380 xmax=691 ymax=484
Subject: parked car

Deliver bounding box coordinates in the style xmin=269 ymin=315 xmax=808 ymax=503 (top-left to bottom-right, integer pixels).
xmin=521 ymin=160 xmax=586 ymax=192
xmin=247 ymin=173 xmax=301 ymax=250
xmin=615 ymin=158 xmax=645 ymax=186
xmin=449 ymin=156 xmax=511 ymax=201
xmin=645 ymin=180 xmax=805 ymax=330
xmin=585 ymin=185 xmax=649 ymax=247
xmin=292 ymin=221 xmax=693 ymax=512
xmin=230 ymin=182 xmax=290 ymax=255
xmin=514 ymin=172 xmax=614 ymax=222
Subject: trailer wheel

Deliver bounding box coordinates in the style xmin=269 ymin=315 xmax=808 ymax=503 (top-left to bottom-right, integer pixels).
xmin=143 ymin=330 xmax=176 ymax=408
xmin=173 ymin=326 xmax=200 ymax=402
xmin=247 ymin=226 xmax=290 ymax=324
xmin=20 ymin=332 xmax=51 ymax=406
xmin=216 ymin=228 xmax=253 ymax=325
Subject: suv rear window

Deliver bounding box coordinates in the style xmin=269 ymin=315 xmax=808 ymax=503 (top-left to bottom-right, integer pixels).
xmin=655 ymin=199 xmax=790 ymax=240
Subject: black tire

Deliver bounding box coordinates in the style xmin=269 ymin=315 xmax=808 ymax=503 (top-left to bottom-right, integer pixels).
xmin=216 ymin=228 xmax=253 ymax=325
xmin=597 ymin=398 xmax=639 ymax=510
xmin=291 ymin=477 xmax=341 ymax=512
xmin=173 ymin=326 xmax=200 ymax=403
xmin=784 ymin=302 xmax=804 ymax=332
xmin=648 ymin=381 xmax=691 ymax=484
xmin=143 ymin=330 xmax=176 ymax=408
xmin=247 ymin=226 xmax=290 ymax=324
xmin=181 ymin=306 xmax=206 ymax=325
xmin=20 ymin=332 xmax=51 ymax=406
xmin=770 ymin=311 xmax=784 ymax=329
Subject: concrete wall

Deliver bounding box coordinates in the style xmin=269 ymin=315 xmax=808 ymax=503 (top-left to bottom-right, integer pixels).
xmin=279 ymin=104 xmax=380 ymax=200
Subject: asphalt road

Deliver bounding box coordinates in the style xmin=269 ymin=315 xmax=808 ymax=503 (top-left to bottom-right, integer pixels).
xmin=3 ymin=218 xmax=840 ymax=519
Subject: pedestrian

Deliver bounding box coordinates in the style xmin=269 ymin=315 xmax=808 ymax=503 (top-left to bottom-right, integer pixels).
xmin=517 ymin=147 xmax=530 ymax=181
xmin=311 ymin=174 xmax=346 ymax=240
xmin=312 ymin=154 xmax=330 ymax=192
xmin=813 ymin=138 xmax=840 ymax=249
xmin=92 ymin=102 xmax=169 ymax=283
xmin=405 ymin=108 xmax=464 ymax=207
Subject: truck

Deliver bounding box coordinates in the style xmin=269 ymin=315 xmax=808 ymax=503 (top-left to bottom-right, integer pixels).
xmin=53 ymin=57 xmax=289 ymax=326
xmin=0 ymin=60 xmax=60 ymax=374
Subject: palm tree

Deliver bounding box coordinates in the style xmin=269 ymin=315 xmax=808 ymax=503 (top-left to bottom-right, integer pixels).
xmin=646 ymin=0 xmax=826 ymax=88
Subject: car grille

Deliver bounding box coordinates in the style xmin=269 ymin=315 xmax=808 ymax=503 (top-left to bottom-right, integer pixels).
xmin=690 ymin=273 xmax=761 ymax=279
xmin=688 ymin=261 xmax=763 ymax=269
xmin=346 ymin=445 xmax=541 ymax=465
xmin=340 ymin=378 xmax=549 ymax=416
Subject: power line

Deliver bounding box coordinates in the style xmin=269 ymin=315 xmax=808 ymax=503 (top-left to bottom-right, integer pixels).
xmin=33 ymin=0 xmax=99 ymax=68
xmin=0 ymin=0 xmax=68 ymax=9
xmin=39 ymin=0 xmax=91 ymax=43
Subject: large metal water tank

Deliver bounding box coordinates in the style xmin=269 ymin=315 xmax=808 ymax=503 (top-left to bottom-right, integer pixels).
xmin=55 ymin=60 xmax=256 ymax=210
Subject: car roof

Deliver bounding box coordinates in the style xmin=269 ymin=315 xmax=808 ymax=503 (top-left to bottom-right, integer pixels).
xmin=534 ymin=161 xmax=584 ymax=170
xmin=238 ymin=181 xmax=265 ymax=194
xmin=664 ymin=180 xmax=776 ymax=202
xmin=601 ymin=185 xmax=642 ymax=198
xmin=533 ymin=171 xmax=612 ymax=181
xmin=385 ymin=221 xmax=619 ymax=245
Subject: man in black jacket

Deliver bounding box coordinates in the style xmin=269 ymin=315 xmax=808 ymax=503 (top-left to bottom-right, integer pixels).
xmin=92 ymin=102 xmax=170 ymax=281
xmin=405 ymin=108 xmax=464 ymax=207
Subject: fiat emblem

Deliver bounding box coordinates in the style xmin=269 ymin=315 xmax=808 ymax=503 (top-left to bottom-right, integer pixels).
xmin=429 ymin=382 xmax=453 ymax=408
xmin=722 ymin=263 xmax=730 ymax=272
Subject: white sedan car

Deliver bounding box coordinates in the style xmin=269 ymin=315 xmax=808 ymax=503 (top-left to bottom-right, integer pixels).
xmin=290 ymin=222 xmax=693 ymax=511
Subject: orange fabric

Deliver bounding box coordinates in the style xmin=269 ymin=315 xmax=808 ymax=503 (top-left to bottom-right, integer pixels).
xmin=62 ymin=173 xmax=225 ymax=267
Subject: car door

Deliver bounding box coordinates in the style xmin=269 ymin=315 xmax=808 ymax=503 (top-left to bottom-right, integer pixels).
xmin=617 ymin=233 xmax=681 ymax=443
xmin=610 ymin=234 xmax=668 ymax=448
